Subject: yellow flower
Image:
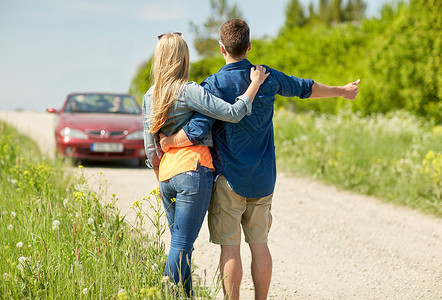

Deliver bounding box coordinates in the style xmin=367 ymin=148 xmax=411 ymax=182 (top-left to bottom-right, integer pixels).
xmin=130 ymin=200 xmax=141 ymax=208
xmin=432 ymin=125 xmax=442 ymax=136
xmin=150 ymin=187 xmax=160 ymax=196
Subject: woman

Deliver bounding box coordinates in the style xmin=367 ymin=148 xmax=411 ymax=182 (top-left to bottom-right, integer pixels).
xmin=142 ymin=32 xmax=268 ymax=297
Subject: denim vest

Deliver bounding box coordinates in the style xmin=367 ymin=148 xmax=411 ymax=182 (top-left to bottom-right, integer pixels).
xmin=142 ymin=81 xmax=252 ymax=169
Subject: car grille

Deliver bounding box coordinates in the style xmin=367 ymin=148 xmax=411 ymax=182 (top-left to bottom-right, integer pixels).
xmin=76 ymin=148 xmax=135 ymax=157
xmin=85 ymin=130 xmax=125 ymax=138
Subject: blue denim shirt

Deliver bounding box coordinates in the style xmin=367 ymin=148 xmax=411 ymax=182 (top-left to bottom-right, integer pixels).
xmin=142 ymin=81 xmax=252 ymax=169
xmin=182 ymin=59 xmax=314 ymax=198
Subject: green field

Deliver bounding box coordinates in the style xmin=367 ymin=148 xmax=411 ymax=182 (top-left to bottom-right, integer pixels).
xmin=274 ymin=109 xmax=441 ymax=216
xmin=0 ymin=122 xmax=217 ymax=299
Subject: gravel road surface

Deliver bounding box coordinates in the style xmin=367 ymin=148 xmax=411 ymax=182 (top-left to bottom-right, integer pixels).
xmin=1 ymin=111 xmax=441 ymax=299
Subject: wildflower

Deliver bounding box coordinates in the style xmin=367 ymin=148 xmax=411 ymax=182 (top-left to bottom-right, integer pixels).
xmin=88 ymin=218 xmax=94 ymax=225
xmin=2 ymin=273 xmax=9 ymax=280
xmin=11 ymin=211 xmax=16 ymax=218
xmin=18 ymin=256 xmax=26 ymax=265
xmin=16 ymin=242 xmax=23 ymax=248
xmin=75 ymin=212 xmax=80 ymax=218
xmin=117 ymin=289 xmax=128 ymax=300
xmin=16 ymin=264 xmax=23 ymax=271
xmin=10 ymin=179 xmax=17 ymax=186
xmin=8 ymin=224 xmax=13 ymax=230
xmin=151 ymin=263 xmax=158 ymax=270
xmin=82 ymin=288 xmax=88 ymax=294
xmin=150 ymin=187 xmax=160 ymax=197
xmin=52 ymin=220 xmax=60 ymax=230
xmin=130 ymin=200 xmax=141 ymax=208
xmin=161 ymin=276 xmax=169 ymax=283
xmin=63 ymin=198 xmax=68 ymax=207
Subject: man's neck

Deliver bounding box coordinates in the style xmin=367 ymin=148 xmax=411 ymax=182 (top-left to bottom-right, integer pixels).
xmin=224 ymin=54 xmax=247 ymax=65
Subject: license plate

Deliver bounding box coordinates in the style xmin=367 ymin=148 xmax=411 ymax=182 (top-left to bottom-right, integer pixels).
xmin=91 ymin=143 xmax=124 ymax=153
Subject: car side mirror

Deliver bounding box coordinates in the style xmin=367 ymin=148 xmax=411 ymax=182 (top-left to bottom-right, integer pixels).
xmin=46 ymin=107 xmax=59 ymax=114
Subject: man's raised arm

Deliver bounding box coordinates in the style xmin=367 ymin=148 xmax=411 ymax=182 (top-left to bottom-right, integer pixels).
xmin=160 ymin=112 xmax=215 ymax=152
xmin=310 ymin=79 xmax=360 ymax=100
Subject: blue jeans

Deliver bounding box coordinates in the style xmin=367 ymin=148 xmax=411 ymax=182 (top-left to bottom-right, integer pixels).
xmin=159 ymin=165 xmax=214 ymax=297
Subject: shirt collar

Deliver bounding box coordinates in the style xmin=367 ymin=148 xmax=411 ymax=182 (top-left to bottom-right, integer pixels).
xmin=219 ymin=59 xmax=252 ymax=72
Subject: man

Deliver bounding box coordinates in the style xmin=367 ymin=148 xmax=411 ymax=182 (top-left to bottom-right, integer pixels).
xmin=161 ymin=19 xmax=359 ymax=300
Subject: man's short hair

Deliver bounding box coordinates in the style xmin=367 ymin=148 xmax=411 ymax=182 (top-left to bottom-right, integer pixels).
xmin=219 ymin=19 xmax=250 ymax=58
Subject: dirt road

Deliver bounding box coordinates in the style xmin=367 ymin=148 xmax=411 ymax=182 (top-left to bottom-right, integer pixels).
xmin=1 ymin=111 xmax=441 ymax=299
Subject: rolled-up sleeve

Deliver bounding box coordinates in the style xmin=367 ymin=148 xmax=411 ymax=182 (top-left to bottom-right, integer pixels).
xmin=182 ymin=112 xmax=215 ymax=144
xmin=185 ymin=82 xmax=252 ymax=123
xmin=273 ymin=68 xmax=314 ymax=99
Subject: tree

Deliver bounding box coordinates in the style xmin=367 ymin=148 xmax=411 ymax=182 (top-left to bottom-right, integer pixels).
xmin=189 ymin=0 xmax=242 ymax=58
xmin=319 ymin=0 xmax=331 ymax=23
xmin=128 ymin=58 xmax=153 ymax=105
xmin=343 ymin=0 xmax=366 ymax=22
xmin=284 ymin=0 xmax=308 ymax=29
xmin=331 ymin=0 xmax=343 ymax=23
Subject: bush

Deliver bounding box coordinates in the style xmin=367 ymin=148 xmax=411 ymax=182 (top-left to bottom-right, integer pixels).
xmin=274 ymin=110 xmax=442 ymax=216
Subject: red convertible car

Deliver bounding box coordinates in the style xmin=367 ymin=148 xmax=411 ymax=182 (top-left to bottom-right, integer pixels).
xmin=47 ymin=92 xmax=146 ymax=166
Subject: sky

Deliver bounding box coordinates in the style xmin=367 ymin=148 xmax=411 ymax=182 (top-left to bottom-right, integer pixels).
xmin=0 ymin=0 xmax=390 ymax=112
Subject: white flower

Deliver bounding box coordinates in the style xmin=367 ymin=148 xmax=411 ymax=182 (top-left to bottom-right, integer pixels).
xmin=118 ymin=289 xmax=126 ymax=295
xmin=75 ymin=212 xmax=80 ymax=218
xmin=87 ymin=218 xmax=94 ymax=225
xmin=52 ymin=220 xmax=60 ymax=230
xmin=10 ymin=179 xmax=17 ymax=185
xmin=3 ymin=273 xmax=9 ymax=280
xmin=82 ymin=288 xmax=88 ymax=294
xmin=8 ymin=224 xmax=13 ymax=230
xmin=11 ymin=211 xmax=16 ymax=218
xmin=63 ymin=198 xmax=68 ymax=207
xmin=161 ymin=276 xmax=169 ymax=283
xmin=16 ymin=264 xmax=23 ymax=271
xmin=18 ymin=256 xmax=27 ymax=265
xmin=16 ymin=242 xmax=23 ymax=248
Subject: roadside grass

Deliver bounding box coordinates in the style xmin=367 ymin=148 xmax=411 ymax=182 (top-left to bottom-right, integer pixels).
xmin=0 ymin=122 xmax=219 ymax=299
xmin=274 ymin=109 xmax=442 ymax=217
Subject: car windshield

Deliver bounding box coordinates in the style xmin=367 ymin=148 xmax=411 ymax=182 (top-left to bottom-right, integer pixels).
xmin=64 ymin=94 xmax=141 ymax=114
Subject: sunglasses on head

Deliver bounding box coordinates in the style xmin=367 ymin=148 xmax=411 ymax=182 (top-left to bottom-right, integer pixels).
xmin=157 ymin=32 xmax=182 ymax=40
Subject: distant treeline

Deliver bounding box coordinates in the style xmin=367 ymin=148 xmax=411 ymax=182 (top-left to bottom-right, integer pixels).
xmin=130 ymin=0 xmax=441 ymax=123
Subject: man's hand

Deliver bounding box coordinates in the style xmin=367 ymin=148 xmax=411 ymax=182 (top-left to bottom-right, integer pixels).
xmin=159 ymin=133 xmax=171 ymax=152
xmin=158 ymin=129 xmax=194 ymax=152
xmin=342 ymin=79 xmax=360 ymax=100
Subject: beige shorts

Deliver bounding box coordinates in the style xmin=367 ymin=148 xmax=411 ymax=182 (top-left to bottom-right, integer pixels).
xmin=208 ymin=175 xmax=273 ymax=245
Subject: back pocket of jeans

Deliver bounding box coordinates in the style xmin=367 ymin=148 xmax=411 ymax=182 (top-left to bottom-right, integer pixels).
xmin=176 ymin=171 xmax=199 ymax=196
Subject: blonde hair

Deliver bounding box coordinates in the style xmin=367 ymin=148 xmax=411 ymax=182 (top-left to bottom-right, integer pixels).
xmin=149 ymin=33 xmax=189 ymax=133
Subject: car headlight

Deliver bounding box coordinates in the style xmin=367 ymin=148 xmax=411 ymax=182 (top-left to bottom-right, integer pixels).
xmin=125 ymin=130 xmax=144 ymax=140
xmin=60 ymin=127 xmax=88 ymax=139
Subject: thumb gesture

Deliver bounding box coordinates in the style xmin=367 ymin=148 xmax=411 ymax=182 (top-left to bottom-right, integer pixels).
xmin=343 ymin=79 xmax=360 ymax=100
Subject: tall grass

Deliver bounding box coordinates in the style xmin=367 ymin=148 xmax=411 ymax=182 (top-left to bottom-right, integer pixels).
xmin=274 ymin=109 xmax=441 ymax=216
xmin=0 ymin=122 xmax=218 ymax=299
